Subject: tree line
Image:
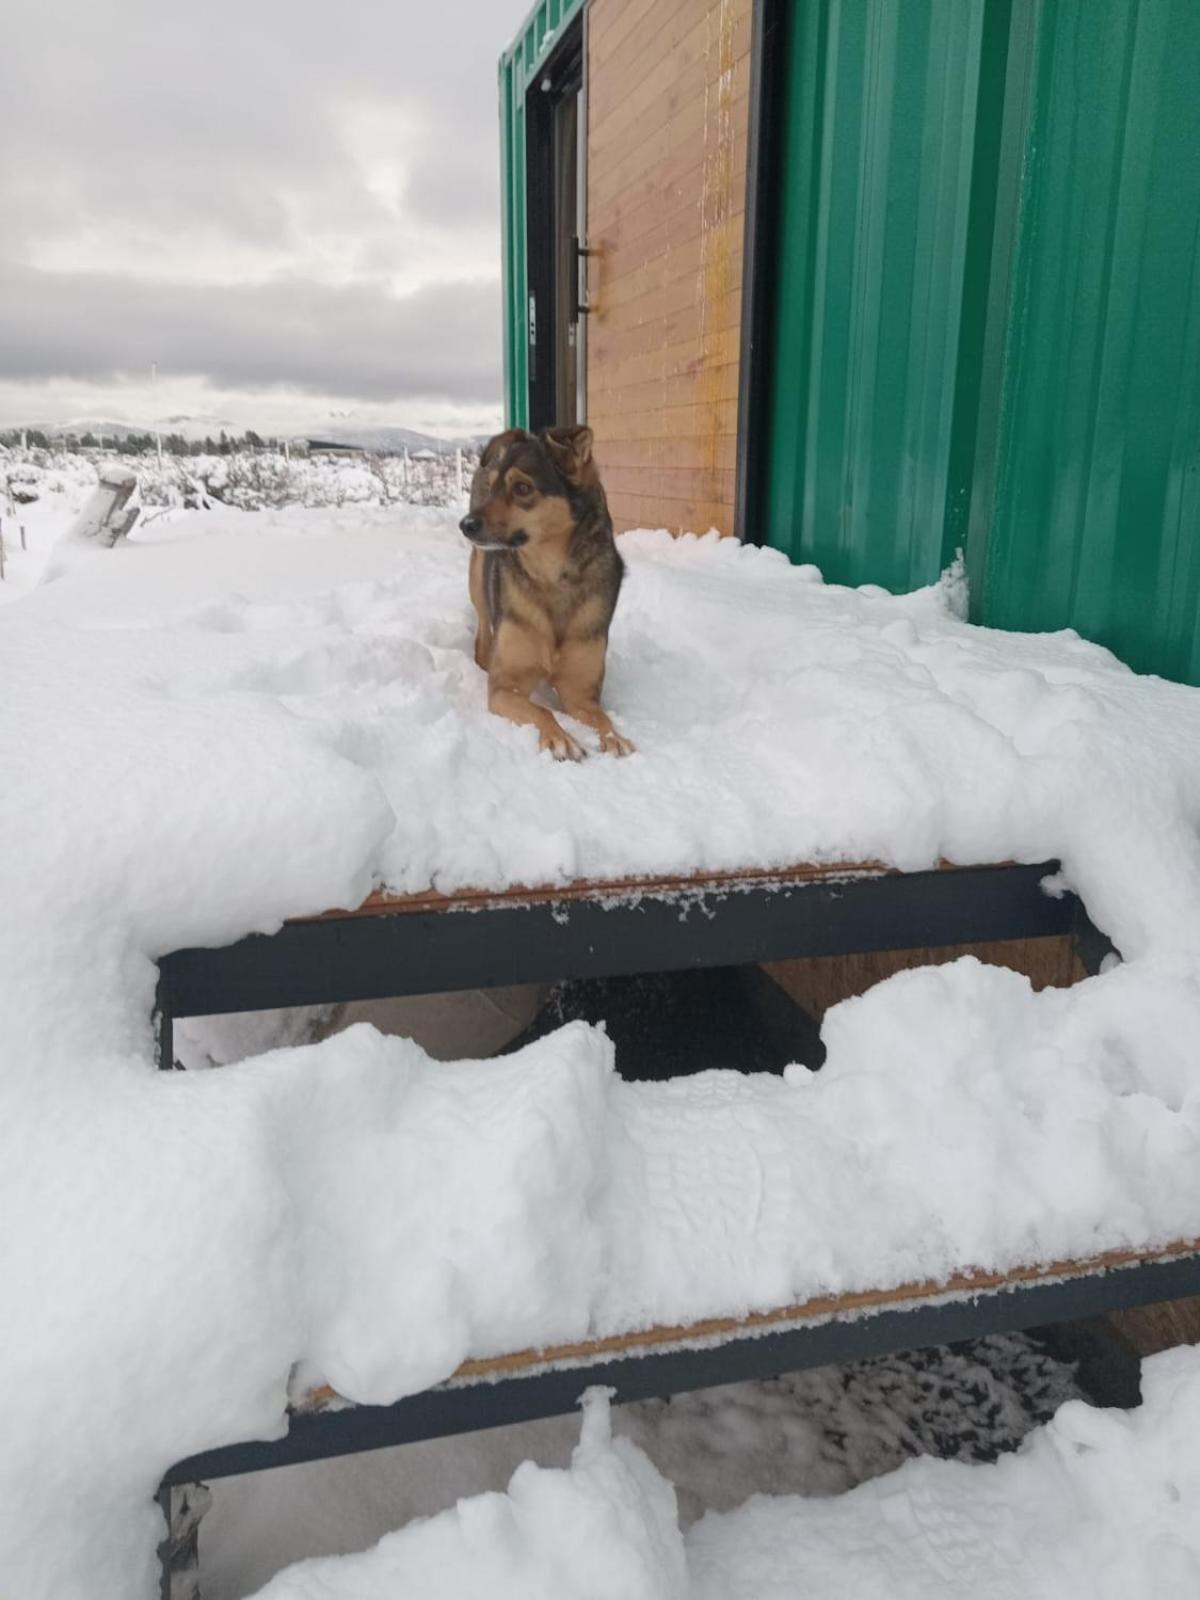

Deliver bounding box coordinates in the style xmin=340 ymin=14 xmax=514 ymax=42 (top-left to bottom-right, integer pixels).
xmin=0 ymin=428 xmax=295 ymax=457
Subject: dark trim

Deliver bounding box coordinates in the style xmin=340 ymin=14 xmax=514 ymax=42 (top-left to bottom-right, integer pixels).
xmin=154 ymin=983 xmax=174 ymax=1072
xmin=1073 ymin=899 xmax=1119 ymax=977
xmin=962 ymin=0 xmax=1041 ymax=613
xmin=156 ymin=862 xmax=1072 ymax=1023
xmin=524 ymin=81 xmax=554 ymax=429
xmin=734 ymin=0 xmax=786 ymax=544
xmin=164 ymin=1249 xmax=1200 ymax=1485
xmin=524 ymin=17 xmax=584 ymax=433
xmin=941 ymin=0 xmax=1022 ymax=574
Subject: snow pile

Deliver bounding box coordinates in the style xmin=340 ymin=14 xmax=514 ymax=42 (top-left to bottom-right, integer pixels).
xmin=601 ymin=963 xmax=1200 ymax=1329
xmin=0 ymin=445 xmax=97 ymax=598
xmin=205 ymin=1332 xmax=1079 ymax=1595
xmin=251 ymin=1391 xmax=687 ymax=1600
xmin=266 ymin=1024 xmax=608 ymax=1400
xmin=250 ymin=1355 xmax=1200 ymax=1599
xmin=690 ymin=1342 xmax=1200 ymax=1598
xmin=4 ymin=505 xmax=1200 ymax=1595
xmin=147 ymin=989 xmax=1197 ymax=1420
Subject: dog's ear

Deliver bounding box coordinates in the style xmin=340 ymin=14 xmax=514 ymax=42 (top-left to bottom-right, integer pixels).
xmin=540 ymin=425 xmax=595 ymax=485
xmin=480 ymin=428 xmax=531 ymax=468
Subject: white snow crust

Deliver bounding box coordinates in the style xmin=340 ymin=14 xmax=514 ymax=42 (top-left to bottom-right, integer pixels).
xmin=252 ymin=1358 xmax=1200 ymax=1599
xmin=3 ymin=505 xmax=1200 ymax=1595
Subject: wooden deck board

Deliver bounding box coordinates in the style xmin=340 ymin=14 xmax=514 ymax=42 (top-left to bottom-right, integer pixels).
xmin=295 ymin=1238 xmax=1200 ymax=1412
xmin=293 ymin=859 xmax=1013 ymax=924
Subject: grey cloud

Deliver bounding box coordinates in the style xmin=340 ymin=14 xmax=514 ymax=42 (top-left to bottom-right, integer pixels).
xmin=3 ymin=0 xmax=514 ymax=257
xmin=0 ymin=0 xmax=525 ymax=411
xmin=0 ymin=265 xmax=502 ymax=404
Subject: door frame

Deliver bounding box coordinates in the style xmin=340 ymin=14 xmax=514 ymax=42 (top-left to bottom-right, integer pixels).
xmin=500 ymin=2 xmax=589 ymax=432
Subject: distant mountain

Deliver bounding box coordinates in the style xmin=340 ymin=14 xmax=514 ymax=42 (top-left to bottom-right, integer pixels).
xmin=157 ymin=415 xmax=240 ymax=441
xmin=27 ymin=418 xmax=146 ymax=441
xmin=309 ymin=425 xmax=482 ymax=455
xmin=10 ymin=416 xmax=239 ymax=443
xmin=7 ymin=416 xmax=489 ymax=455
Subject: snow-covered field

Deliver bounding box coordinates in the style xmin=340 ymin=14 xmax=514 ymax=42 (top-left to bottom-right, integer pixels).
xmin=4 ymin=497 xmax=1200 ymax=1596
xmin=0 ymin=441 xmax=469 ymax=601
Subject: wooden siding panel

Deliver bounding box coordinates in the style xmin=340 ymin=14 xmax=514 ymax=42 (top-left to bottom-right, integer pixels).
xmin=586 ymin=0 xmax=751 ymax=535
xmin=589 ymin=0 xmax=699 ymax=112
xmin=590 ymin=6 xmax=752 ymax=160
xmin=763 ymin=939 xmax=1086 ymax=1021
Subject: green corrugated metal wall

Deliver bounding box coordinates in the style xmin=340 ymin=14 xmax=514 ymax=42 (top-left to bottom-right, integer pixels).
xmin=977 ymin=0 xmax=1200 ymax=681
xmin=499 ymin=0 xmax=587 ymax=430
xmin=765 ymin=0 xmax=989 ymax=592
xmin=762 ymin=0 xmax=1200 ymax=683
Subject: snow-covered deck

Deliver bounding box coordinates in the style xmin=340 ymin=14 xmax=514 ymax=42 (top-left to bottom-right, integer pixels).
xmin=154 ymin=856 xmax=1076 ymax=1032
xmin=6 ymin=504 xmax=1200 ymax=1597
xmin=166 ymin=1235 xmax=1200 ymax=1492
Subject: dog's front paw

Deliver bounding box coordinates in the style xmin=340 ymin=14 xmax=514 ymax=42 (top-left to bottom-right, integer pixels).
xmin=540 ymin=727 xmax=587 ymax=762
xmin=600 ymin=730 xmax=636 ymax=757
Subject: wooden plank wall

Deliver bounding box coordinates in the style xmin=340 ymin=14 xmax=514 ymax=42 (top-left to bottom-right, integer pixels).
xmin=585 ymin=0 xmax=752 ymax=535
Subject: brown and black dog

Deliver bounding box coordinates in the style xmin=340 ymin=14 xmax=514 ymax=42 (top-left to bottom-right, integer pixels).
xmin=460 ymin=425 xmax=633 ymax=761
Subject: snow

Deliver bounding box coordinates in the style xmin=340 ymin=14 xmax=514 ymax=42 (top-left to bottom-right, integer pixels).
xmin=0 ymin=440 xmax=469 ymax=601
xmin=203 ymin=1332 xmax=1080 ymax=1595
xmin=248 ymin=1353 xmax=1200 ymax=1599
xmin=692 ymin=1341 xmax=1200 ymax=1597
xmin=4 ymin=502 xmax=1200 ymax=1595
xmin=0 ymin=447 xmax=96 ymax=597
xmin=251 ymin=1391 xmax=688 ymax=1600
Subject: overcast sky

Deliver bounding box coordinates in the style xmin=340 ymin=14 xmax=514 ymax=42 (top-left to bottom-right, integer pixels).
xmin=1 ymin=0 xmax=526 ymax=436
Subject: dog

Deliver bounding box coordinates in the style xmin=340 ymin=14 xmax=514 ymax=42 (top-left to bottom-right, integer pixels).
xmin=459 ymin=425 xmax=633 ymax=761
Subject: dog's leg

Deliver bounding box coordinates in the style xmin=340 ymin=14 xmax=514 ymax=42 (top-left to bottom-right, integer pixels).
xmin=468 ymin=548 xmax=492 ymax=670
xmin=553 ymin=639 xmax=635 ymax=757
xmin=490 ymin=623 xmax=585 ymax=761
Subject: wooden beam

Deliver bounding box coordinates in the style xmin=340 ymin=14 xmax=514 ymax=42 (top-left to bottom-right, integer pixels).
xmin=293 ymin=860 xmax=905 ymax=922
xmin=297 ymin=1237 xmax=1200 ymax=1410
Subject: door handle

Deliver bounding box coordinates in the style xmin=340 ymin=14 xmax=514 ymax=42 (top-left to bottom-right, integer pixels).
xmin=572 ymin=236 xmax=597 ymax=319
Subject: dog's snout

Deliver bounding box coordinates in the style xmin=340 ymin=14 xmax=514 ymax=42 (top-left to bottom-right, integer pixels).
xmin=459 ymin=514 xmax=482 ymax=538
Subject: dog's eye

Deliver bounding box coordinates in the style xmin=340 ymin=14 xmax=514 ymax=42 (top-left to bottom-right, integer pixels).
xmin=512 ymin=480 xmax=533 ymax=499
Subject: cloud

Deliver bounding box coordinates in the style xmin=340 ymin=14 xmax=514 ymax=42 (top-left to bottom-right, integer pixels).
xmin=0 ymin=0 xmax=524 ymax=417
xmin=0 ymin=265 xmax=502 ymax=403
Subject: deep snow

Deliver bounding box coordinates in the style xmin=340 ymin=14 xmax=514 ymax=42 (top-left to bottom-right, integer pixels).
xmin=3 ymin=504 xmax=1200 ymax=1596
xmin=203 ymin=1332 xmax=1080 ymax=1596
xmin=249 ymin=1358 xmax=1200 ymax=1599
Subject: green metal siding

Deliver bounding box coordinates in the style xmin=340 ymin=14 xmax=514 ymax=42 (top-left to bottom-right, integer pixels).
xmin=977 ymin=0 xmax=1200 ymax=681
xmin=764 ymin=0 xmax=990 ymax=590
xmin=759 ymin=0 xmax=1200 ymax=683
xmin=499 ymin=0 xmax=587 ymax=428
